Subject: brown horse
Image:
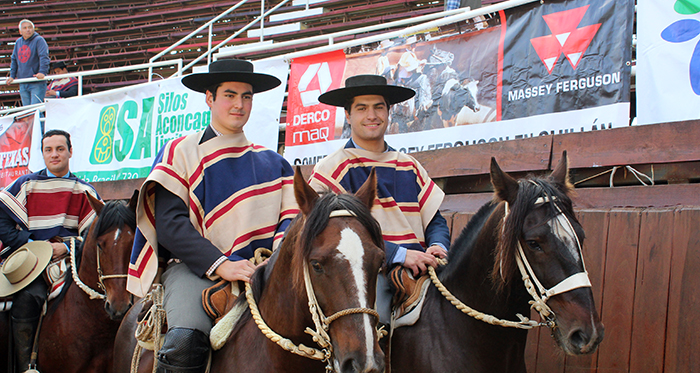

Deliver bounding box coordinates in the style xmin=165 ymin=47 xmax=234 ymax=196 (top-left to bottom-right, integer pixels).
xmin=115 ymin=168 xmax=387 ymax=373
xmin=0 ymin=191 xmax=137 ymax=373
xmin=390 ymin=153 xmax=604 ymax=372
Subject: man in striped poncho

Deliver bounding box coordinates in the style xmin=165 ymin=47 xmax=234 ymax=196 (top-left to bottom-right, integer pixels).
xmin=0 ymin=129 xmax=99 ymax=372
xmin=309 ymin=74 xmax=451 ymax=324
xmin=126 ymin=60 xmax=298 ymax=373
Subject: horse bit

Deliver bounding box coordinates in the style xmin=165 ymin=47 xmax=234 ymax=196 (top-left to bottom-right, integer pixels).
xmin=247 ymin=209 xmax=385 ymax=373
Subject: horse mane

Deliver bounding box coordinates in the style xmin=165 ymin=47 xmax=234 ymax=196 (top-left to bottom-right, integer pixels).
xmin=492 ymin=175 xmax=576 ymax=292
xmin=291 ymin=192 xmax=384 ymax=293
xmin=47 ymin=200 xmax=136 ymax=314
xmin=439 ymin=200 xmax=498 ymax=282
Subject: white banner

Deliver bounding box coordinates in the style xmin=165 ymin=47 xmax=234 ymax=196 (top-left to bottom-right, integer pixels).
xmin=285 ymin=102 xmax=629 ymax=165
xmin=637 ymin=1 xmax=700 ymax=125
xmin=37 ymin=58 xmax=289 ymax=183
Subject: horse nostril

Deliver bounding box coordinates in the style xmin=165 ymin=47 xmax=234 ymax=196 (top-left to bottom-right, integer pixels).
xmin=569 ymin=329 xmax=589 ymax=352
xmin=341 ymin=357 xmax=360 ymax=373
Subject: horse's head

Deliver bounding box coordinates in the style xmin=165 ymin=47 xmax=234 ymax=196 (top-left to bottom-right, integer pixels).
xmin=490 ymin=152 xmax=604 ymax=355
xmin=291 ymin=167 xmax=386 ymax=373
xmin=84 ymin=190 xmax=137 ymax=320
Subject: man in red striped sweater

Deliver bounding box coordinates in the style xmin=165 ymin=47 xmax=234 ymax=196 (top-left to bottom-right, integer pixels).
xmin=0 ymin=129 xmax=99 ymax=372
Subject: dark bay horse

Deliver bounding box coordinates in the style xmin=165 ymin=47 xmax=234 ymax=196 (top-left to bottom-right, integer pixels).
xmin=391 ymin=153 xmax=604 ymax=372
xmin=116 ymin=168 xmax=386 ymax=373
xmin=1 ymin=191 xmax=137 ymax=373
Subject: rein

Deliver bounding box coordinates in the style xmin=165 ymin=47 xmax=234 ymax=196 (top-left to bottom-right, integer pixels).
xmin=69 ymin=235 xmax=128 ymax=301
xmin=428 ymin=193 xmax=592 ymax=330
xmin=247 ymin=209 xmax=385 ymax=372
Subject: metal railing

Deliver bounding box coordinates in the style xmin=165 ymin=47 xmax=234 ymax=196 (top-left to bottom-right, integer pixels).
xmin=0 ymin=59 xmax=182 ymax=117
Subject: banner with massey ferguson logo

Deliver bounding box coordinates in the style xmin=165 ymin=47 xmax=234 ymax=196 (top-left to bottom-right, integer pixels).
xmin=34 ymin=58 xmax=288 ymax=182
xmin=0 ymin=110 xmax=38 ymax=187
xmin=283 ymin=0 xmax=633 ymax=165
xmin=636 ymin=1 xmax=700 ymax=125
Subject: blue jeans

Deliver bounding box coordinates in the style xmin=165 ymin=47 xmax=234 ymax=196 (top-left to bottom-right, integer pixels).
xmin=19 ymin=81 xmax=47 ymax=106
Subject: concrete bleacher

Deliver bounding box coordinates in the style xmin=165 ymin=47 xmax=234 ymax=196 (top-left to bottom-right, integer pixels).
xmin=0 ymin=0 xmax=500 ymax=108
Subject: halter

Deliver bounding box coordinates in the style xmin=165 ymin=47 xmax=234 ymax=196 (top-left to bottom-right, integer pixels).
xmin=69 ymin=234 xmax=128 ymax=301
xmin=506 ymin=187 xmax=592 ymax=326
xmin=247 ymin=209 xmax=385 ymax=372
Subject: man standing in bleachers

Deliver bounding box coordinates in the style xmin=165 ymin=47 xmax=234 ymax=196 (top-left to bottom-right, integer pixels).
xmin=5 ymin=19 xmax=50 ymax=106
xmin=46 ymin=61 xmax=79 ymax=99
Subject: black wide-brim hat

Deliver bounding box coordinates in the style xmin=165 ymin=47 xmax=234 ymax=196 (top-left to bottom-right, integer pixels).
xmin=50 ymin=61 xmax=67 ymax=70
xmin=181 ymin=59 xmax=281 ymax=94
xmin=318 ymin=74 xmax=415 ymax=107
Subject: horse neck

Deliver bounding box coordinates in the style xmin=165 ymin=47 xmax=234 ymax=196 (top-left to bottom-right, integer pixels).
xmin=443 ymin=203 xmax=528 ymax=316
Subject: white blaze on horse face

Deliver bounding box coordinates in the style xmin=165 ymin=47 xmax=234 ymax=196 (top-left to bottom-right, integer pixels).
xmin=113 ymin=228 xmax=121 ymax=244
xmin=335 ymin=227 xmax=375 ymax=362
xmin=548 ymin=215 xmax=581 ymax=265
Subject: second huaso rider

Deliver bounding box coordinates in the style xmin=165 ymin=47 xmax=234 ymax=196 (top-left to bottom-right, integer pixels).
xmin=308 ymin=74 xmax=451 ymax=325
xmin=126 ymin=59 xmax=298 ymax=373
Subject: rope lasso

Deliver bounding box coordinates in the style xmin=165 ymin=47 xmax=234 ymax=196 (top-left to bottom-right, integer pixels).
xmin=68 ymin=237 xmax=106 ymax=300
xmin=131 ymin=284 xmax=166 ymax=373
xmin=427 ymin=261 xmax=542 ymax=329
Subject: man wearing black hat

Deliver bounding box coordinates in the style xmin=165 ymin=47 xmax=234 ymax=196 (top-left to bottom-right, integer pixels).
xmin=46 ymin=61 xmax=79 ymax=99
xmin=126 ymin=59 xmax=297 ymax=373
xmin=308 ymin=74 xmax=450 ymax=324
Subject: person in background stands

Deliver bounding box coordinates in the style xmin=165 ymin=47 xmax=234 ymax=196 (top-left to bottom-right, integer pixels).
xmin=5 ymin=19 xmax=50 ymax=106
xmin=46 ymin=61 xmax=79 ymax=99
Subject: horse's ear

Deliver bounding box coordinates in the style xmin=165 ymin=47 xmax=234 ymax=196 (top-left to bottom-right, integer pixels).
xmin=355 ymin=167 xmax=377 ymax=210
xmin=293 ymin=166 xmax=319 ymax=216
xmin=490 ymin=157 xmax=518 ymax=204
xmin=85 ymin=191 xmax=104 ymax=215
xmin=128 ymin=189 xmax=139 ymax=213
xmin=550 ymin=151 xmax=574 ymax=193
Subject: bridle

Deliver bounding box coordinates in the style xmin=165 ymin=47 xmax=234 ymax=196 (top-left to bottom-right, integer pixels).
xmin=509 ymin=190 xmax=592 ymax=327
xmin=427 ymin=187 xmax=592 ymax=330
xmin=68 ymin=229 xmax=129 ymax=301
xmin=247 ymin=209 xmax=385 ymax=372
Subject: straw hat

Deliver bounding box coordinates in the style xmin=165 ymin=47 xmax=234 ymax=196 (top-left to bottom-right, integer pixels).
xmin=0 ymin=241 xmax=53 ymax=297
xmin=318 ymin=74 xmax=415 ymax=107
xmin=181 ymin=59 xmax=281 ymax=94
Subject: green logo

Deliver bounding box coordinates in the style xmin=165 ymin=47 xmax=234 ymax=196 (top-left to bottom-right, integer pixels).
xmin=90 ymin=105 xmax=117 ymax=164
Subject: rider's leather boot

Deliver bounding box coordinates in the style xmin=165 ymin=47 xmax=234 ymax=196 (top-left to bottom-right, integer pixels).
xmin=156 ymin=328 xmax=210 ymax=373
xmin=11 ymin=315 xmax=39 ymax=373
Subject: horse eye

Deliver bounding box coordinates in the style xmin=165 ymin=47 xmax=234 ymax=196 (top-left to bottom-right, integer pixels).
xmin=525 ymin=240 xmax=542 ymax=251
xmin=310 ymin=260 xmax=323 ymax=273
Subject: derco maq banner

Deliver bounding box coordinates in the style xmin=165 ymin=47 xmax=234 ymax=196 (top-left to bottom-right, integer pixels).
xmin=284 ymin=0 xmax=634 ymax=165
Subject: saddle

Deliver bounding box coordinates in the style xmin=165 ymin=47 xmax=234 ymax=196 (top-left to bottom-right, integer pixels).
xmin=389 ymin=266 xmax=431 ymax=319
xmin=202 ymin=279 xmax=243 ymax=324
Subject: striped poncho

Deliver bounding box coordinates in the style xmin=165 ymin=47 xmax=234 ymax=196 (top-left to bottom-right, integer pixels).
xmin=0 ymin=170 xmax=99 ymax=259
xmin=308 ymin=140 xmax=445 ymax=263
xmin=127 ymin=130 xmax=298 ymax=297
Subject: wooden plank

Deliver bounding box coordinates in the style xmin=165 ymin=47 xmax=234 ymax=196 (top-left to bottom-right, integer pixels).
xmin=441 ymin=193 xmax=493 ymax=215
xmin=664 ymin=208 xmax=700 ymax=372
xmin=629 ymin=209 xmax=675 ymax=373
xmin=572 ymin=184 xmax=700 ymax=209
xmin=93 ymin=178 xmax=144 ymax=201
xmin=448 ymin=212 xmax=474 ymax=245
xmin=596 ymin=209 xmax=640 ymax=372
xmin=412 ymin=135 xmax=552 ymax=178
xmin=564 ymin=210 xmax=609 ymax=372
xmin=552 ymin=120 xmax=700 ymax=169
